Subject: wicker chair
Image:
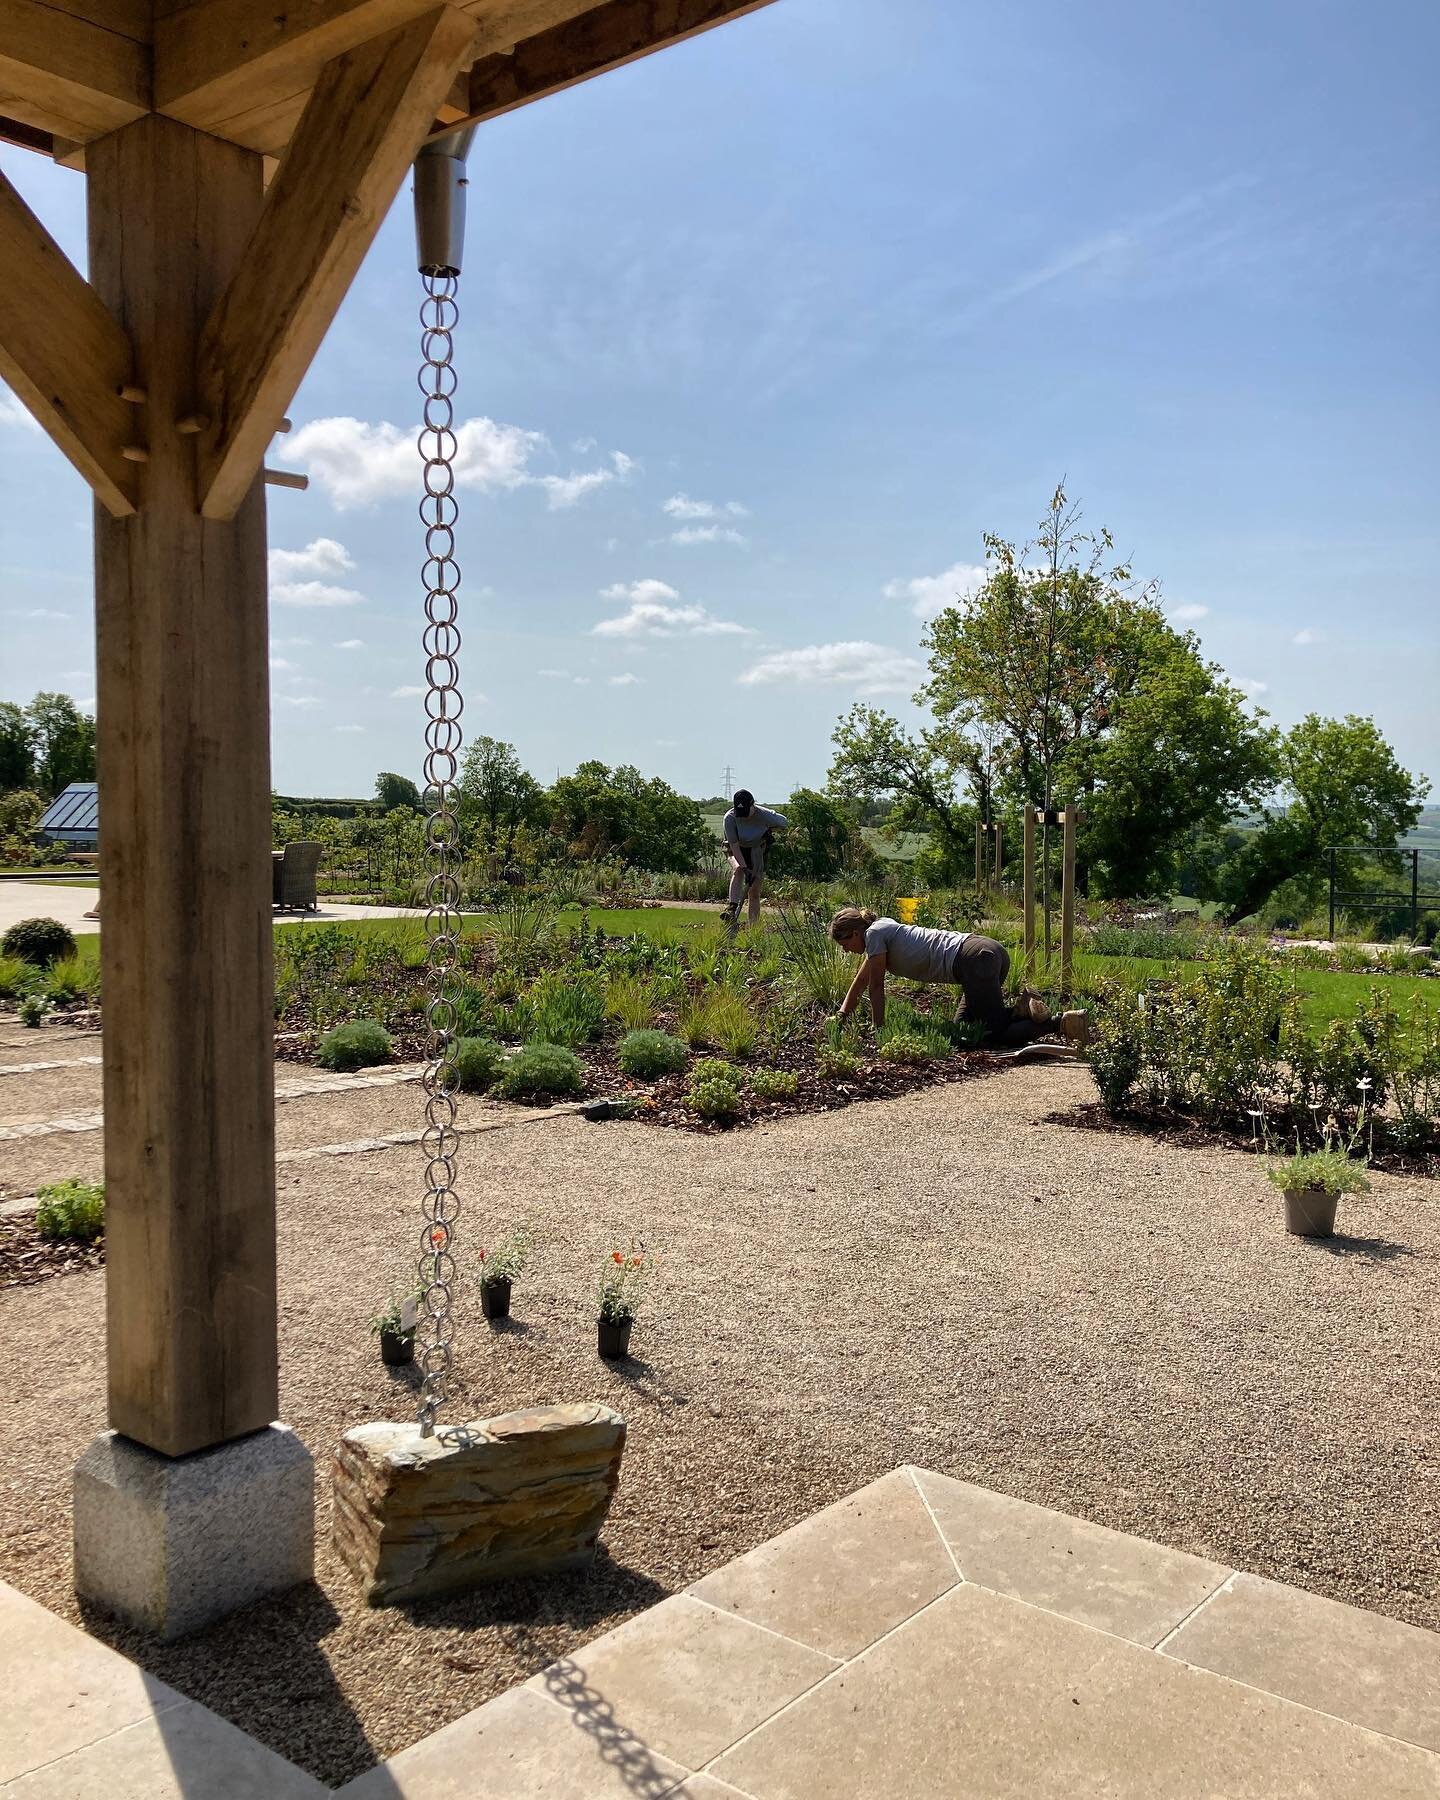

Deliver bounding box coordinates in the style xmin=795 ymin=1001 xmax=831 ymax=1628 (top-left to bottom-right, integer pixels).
xmin=273 ymin=841 xmax=323 ymax=912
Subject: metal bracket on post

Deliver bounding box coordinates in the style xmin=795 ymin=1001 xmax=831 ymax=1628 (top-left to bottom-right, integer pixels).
xmin=414 ymin=127 xmax=475 ymax=278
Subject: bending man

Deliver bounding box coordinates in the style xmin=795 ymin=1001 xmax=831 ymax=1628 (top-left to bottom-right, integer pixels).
xmin=722 ymin=789 xmax=787 ymax=927
xmin=829 ymin=906 xmax=1060 ymax=1048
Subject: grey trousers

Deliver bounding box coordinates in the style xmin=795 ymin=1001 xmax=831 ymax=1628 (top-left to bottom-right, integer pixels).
xmin=953 ymin=936 xmax=1044 ymax=1047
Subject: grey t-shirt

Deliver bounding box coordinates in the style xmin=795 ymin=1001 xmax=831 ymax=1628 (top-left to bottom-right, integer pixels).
xmin=723 ymin=805 xmax=787 ymax=849
xmin=864 ymin=918 xmax=969 ymax=983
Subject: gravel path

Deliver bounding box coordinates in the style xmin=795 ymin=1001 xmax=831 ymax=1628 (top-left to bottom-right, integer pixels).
xmin=0 ymin=1061 xmax=1435 ymax=1789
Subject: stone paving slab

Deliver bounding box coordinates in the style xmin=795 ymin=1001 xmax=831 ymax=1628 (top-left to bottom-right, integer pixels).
xmin=8 ymin=1466 xmax=1440 ymax=1797
xmin=913 ymin=1466 xmax=1230 ymax=1647
xmin=1163 ymin=1569 xmax=1440 ymax=1753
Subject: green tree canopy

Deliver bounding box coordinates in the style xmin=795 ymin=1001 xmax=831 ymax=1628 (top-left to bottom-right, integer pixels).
xmin=767 ymin=788 xmax=869 ymax=881
xmin=374 ymin=771 xmax=422 ymax=811
xmin=546 ymin=760 xmax=709 ymax=873
xmin=26 ymin=693 xmax=96 ymax=798
xmin=1218 ymin=714 xmax=1430 ymax=922
xmin=0 ymin=702 xmax=34 ymax=791
xmin=458 ymin=736 xmax=546 ymax=850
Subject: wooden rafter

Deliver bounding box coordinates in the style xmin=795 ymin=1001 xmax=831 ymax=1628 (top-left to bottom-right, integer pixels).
xmin=0 ymin=0 xmax=148 ymax=142
xmin=0 ymin=164 xmax=137 ymax=515
xmin=452 ymin=0 xmax=775 ymax=128
xmin=196 ymin=5 xmax=477 ymax=520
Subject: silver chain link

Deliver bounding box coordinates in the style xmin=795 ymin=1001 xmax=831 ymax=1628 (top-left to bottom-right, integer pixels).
xmin=415 ymin=271 xmax=465 ymax=1436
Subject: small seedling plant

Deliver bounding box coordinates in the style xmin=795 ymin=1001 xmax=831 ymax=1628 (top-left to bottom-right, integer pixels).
xmin=478 ymin=1226 xmax=532 ymax=1289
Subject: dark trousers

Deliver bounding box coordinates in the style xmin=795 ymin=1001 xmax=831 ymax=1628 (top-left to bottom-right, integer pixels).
xmin=953 ymin=936 xmax=1044 ymax=1047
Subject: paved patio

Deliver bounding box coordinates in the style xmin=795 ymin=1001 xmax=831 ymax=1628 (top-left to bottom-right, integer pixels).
xmin=5 ymin=1467 xmax=1438 ymax=1796
xmin=0 ymin=880 xmax=427 ymax=940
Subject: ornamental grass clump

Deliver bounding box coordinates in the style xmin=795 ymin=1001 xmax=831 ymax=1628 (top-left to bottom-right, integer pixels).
xmin=499 ymin=1040 xmax=584 ymax=1099
xmin=618 ymin=1029 xmax=689 ymax=1078
xmin=35 ymin=1178 xmax=105 ymax=1243
xmin=605 ymin=973 xmax=660 ymax=1033
xmin=1265 ymin=1146 xmax=1371 ymax=1198
xmin=529 ymin=971 xmax=605 ymax=1047
xmin=317 ymin=1019 xmax=392 ymax=1070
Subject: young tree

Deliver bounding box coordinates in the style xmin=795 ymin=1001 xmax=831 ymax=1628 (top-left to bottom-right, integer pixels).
xmin=767 ymin=788 xmax=867 ymax=881
xmin=374 ymin=771 xmax=422 ymax=812
xmin=1218 ymin=714 xmax=1429 ymax=923
xmin=829 ymin=706 xmax=976 ymax=879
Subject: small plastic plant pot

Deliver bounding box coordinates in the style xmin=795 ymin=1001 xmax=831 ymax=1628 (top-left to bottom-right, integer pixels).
xmin=1284 ymin=1187 xmax=1339 ymax=1239
xmin=480 ymin=1278 xmax=512 ymax=1321
xmin=379 ymin=1326 xmax=414 ymax=1366
xmin=598 ymin=1316 xmax=633 ymax=1360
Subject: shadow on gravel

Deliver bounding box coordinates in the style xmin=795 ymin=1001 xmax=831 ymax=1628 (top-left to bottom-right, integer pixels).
xmin=1313 ymin=1234 xmax=1420 ymax=1265
xmin=605 ymin=1354 xmax=692 ymax=1411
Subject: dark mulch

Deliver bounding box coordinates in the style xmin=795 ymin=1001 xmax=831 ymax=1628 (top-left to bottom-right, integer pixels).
xmin=1048 ymin=1100 xmax=1439 ymax=1180
xmin=0 ymin=1217 xmax=105 ymax=1288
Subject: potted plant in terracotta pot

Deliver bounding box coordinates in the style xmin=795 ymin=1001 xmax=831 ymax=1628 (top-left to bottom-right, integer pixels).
xmin=371 ymin=1291 xmax=419 ymax=1365
xmin=478 ymin=1226 xmax=532 ymax=1321
xmin=597 ymin=1241 xmax=652 ymax=1359
xmin=1266 ymin=1143 xmax=1370 ymax=1238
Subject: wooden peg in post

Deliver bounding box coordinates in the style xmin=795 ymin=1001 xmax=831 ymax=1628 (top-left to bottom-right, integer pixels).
xmin=120 ymin=445 xmax=149 ymax=462
xmin=276 ymin=418 xmax=293 ymax=434
xmin=117 ymin=384 xmax=147 ymax=404
xmin=263 ymin=468 xmax=308 ymax=491
xmin=176 ymin=414 xmax=210 ymax=435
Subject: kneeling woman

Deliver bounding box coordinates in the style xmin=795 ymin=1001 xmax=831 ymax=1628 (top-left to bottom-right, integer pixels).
xmin=829 ymin=907 xmax=1047 ymax=1048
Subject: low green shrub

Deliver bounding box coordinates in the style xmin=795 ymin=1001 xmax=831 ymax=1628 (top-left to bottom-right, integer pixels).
xmin=499 ymin=1040 xmax=584 ymax=1098
xmin=1086 ymin=984 xmax=1145 ymax=1114
xmin=817 ymin=1041 xmax=861 ymax=1079
xmin=317 ymin=1019 xmax=392 ymax=1070
xmin=44 ymin=955 xmax=99 ymax=1005
xmin=749 ymin=1067 xmax=798 ymax=1100
xmin=2 ymin=916 xmax=76 ymax=967
xmin=1265 ymin=1147 xmax=1371 ymax=1197
xmin=529 ymin=971 xmax=606 ymax=1046
xmin=685 ymin=1060 xmax=745 ymax=1119
xmin=35 ymin=1178 xmax=105 ymax=1243
xmin=877 ymin=1029 xmax=937 ymax=1065
xmin=453 ymin=1036 xmax=505 ymax=1092
xmin=618 ymin=1029 xmax=688 ymax=1078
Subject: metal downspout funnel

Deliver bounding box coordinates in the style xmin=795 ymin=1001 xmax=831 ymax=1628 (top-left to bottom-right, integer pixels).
xmin=414 ymin=127 xmax=477 ymax=278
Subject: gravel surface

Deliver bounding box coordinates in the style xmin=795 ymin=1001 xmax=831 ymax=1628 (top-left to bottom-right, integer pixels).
xmin=0 ymin=1060 xmax=1436 ymax=1789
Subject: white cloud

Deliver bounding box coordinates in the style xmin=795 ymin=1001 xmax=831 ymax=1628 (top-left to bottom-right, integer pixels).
xmin=272 ymin=636 xmax=311 ymax=648
xmin=573 ymin=676 xmax=592 ymax=686
xmin=883 ymin=562 xmax=987 ymax=622
xmin=0 ymin=389 xmax=40 ymax=433
xmin=1169 ymin=602 xmax=1210 ymax=622
xmin=289 ymin=416 xmax=631 ymax=512
xmin=335 ymin=638 xmax=365 ymax=649
xmin=276 ymin=694 xmax=322 ymax=707
xmin=738 ymin=641 xmax=925 ymax=697
xmin=390 ymin=685 xmax=424 ymax=698
xmin=539 ymin=668 xmax=573 ymax=679
xmin=608 ymin=673 xmax=643 ymax=686
xmin=334 ymin=724 xmax=366 ymax=734
xmin=669 ymin=524 xmax=748 ymax=547
xmin=17 ymin=607 xmax=70 ymax=620
xmin=1238 ymin=677 xmax=1269 ymax=696
xmin=270 ymin=657 xmax=296 ymax=671
xmin=663 ymin=493 xmax=749 ymax=521
xmin=1292 ymin=627 xmax=1323 ymax=645
xmin=268 ymin=537 xmax=354 ymax=581
xmin=593 ymin=577 xmax=751 ymax=639
xmin=271 ymin=580 xmax=365 ymax=608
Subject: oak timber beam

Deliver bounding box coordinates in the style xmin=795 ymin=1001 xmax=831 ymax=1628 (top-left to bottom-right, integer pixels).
xmin=450 ymin=0 xmax=775 ymax=129
xmin=0 ymin=164 xmax=137 ymax=515
xmin=196 ymin=6 xmax=477 ymax=520
xmin=154 ymin=0 xmax=443 ymax=136
xmin=0 ymin=0 xmax=148 ymax=144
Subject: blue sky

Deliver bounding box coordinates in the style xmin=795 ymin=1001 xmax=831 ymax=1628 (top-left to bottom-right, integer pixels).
xmin=3 ymin=0 xmax=1437 ymax=802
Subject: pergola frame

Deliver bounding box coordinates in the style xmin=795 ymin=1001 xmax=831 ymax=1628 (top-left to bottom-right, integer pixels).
xmin=0 ymin=0 xmax=770 ymax=1612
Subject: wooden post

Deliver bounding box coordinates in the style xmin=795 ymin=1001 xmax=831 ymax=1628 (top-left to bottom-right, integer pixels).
xmin=1060 ymin=806 xmax=1079 ymax=996
xmin=1022 ymin=807 xmax=1036 ymax=977
xmin=88 ymin=115 xmax=278 ymax=1458
xmin=975 ymin=818 xmax=985 ymax=895
xmin=992 ymin=821 xmax=1003 ymax=884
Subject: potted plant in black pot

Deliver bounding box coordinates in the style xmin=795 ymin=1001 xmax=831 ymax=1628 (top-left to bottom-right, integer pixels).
xmin=597 ymin=1241 xmax=652 ymax=1359
xmin=1266 ymin=1141 xmax=1370 ymax=1238
xmin=370 ymin=1291 xmax=420 ymax=1365
xmin=478 ymin=1226 xmax=532 ymax=1321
